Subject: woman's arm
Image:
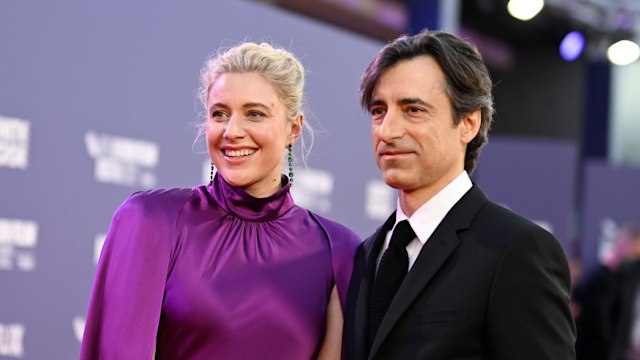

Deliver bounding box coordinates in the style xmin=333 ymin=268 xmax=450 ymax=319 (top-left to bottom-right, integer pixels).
xmin=80 ymin=193 xmax=174 ymax=359
xmin=317 ymin=285 xmax=343 ymax=360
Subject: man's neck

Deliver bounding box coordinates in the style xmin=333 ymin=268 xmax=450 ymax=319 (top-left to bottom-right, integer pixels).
xmin=397 ymin=170 xmax=465 ymax=218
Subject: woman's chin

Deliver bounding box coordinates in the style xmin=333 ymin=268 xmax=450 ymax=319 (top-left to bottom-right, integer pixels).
xmin=218 ymin=170 xmax=250 ymax=187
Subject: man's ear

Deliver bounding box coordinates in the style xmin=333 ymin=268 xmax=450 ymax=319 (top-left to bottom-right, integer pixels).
xmin=460 ymin=109 xmax=481 ymax=144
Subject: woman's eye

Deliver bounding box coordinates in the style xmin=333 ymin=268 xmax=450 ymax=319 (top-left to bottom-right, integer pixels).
xmin=211 ymin=111 xmax=228 ymax=120
xmin=247 ymin=111 xmax=265 ymax=119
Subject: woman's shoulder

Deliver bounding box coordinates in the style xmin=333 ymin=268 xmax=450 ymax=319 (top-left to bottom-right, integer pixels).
xmin=116 ymin=187 xmax=198 ymax=220
xmin=128 ymin=186 xmax=196 ymax=203
xmin=306 ymin=211 xmax=362 ymax=248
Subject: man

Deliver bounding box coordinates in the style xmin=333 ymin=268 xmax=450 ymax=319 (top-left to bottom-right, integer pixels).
xmin=572 ymin=225 xmax=640 ymax=360
xmin=609 ymin=225 xmax=640 ymax=359
xmin=344 ymin=29 xmax=576 ymax=359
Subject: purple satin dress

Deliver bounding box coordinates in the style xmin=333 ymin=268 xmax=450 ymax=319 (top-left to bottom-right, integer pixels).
xmin=80 ymin=174 xmax=361 ymax=359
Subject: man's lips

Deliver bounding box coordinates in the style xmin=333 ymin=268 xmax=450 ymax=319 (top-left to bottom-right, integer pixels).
xmin=378 ymin=149 xmax=413 ymax=158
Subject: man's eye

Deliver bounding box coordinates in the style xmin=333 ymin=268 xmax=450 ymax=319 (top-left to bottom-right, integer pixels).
xmin=370 ymin=108 xmax=385 ymax=116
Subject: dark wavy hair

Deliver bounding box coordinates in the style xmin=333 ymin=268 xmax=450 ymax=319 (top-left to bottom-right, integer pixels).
xmin=360 ymin=29 xmax=494 ymax=173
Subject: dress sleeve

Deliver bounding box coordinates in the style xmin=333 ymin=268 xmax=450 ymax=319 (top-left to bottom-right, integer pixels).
xmin=312 ymin=214 xmax=362 ymax=312
xmin=80 ymin=192 xmax=176 ymax=360
xmin=486 ymin=228 xmax=577 ymax=359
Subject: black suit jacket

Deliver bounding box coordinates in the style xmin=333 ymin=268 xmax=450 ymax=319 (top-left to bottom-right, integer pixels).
xmin=344 ymin=185 xmax=576 ymax=359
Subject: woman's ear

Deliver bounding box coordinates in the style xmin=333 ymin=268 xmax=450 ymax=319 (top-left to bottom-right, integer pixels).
xmin=460 ymin=109 xmax=481 ymax=144
xmin=288 ymin=113 xmax=304 ymax=145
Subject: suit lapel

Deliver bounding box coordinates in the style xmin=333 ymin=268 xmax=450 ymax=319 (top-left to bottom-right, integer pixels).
xmin=369 ymin=221 xmax=460 ymax=357
xmin=354 ymin=213 xmax=395 ymax=359
xmin=363 ymin=213 xmax=396 ymax=263
xmin=368 ymin=185 xmax=488 ymax=358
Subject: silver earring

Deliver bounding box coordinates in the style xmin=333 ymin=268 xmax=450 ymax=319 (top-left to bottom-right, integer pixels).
xmin=288 ymin=144 xmax=293 ymax=185
xmin=209 ymin=163 xmax=215 ymax=185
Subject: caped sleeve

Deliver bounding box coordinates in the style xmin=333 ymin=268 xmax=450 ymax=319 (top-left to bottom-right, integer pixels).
xmin=80 ymin=190 xmax=182 ymax=360
xmin=310 ymin=213 xmax=362 ymax=312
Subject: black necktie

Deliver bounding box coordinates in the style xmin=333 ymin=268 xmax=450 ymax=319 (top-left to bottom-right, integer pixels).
xmin=368 ymin=220 xmax=416 ymax=343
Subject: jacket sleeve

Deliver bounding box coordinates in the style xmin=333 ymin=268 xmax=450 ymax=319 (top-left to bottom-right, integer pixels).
xmin=80 ymin=192 xmax=176 ymax=360
xmin=486 ymin=228 xmax=577 ymax=359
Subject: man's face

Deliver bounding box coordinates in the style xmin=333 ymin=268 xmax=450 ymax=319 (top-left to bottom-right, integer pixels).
xmin=368 ymin=56 xmax=470 ymax=196
xmin=629 ymin=235 xmax=640 ymax=260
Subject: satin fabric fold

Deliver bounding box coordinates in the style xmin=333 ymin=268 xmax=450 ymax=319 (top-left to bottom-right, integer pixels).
xmin=81 ymin=174 xmax=361 ymax=359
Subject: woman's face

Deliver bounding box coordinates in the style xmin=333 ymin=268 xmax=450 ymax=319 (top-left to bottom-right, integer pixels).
xmin=206 ymin=72 xmax=301 ymax=198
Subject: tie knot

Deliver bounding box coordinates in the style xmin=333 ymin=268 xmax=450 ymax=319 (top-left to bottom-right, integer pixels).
xmin=389 ymin=220 xmax=415 ymax=248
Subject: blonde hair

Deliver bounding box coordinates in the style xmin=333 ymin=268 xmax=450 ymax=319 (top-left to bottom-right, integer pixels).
xmin=197 ymin=42 xmax=314 ymax=163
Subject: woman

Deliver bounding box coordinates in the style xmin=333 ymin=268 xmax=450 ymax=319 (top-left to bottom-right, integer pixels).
xmin=80 ymin=42 xmax=361 ymax=359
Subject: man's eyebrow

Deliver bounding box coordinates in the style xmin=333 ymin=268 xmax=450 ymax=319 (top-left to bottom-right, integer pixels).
xmin=368 ymin=97 xmax=435 ymax=110
xmin=398 ymin=97 xmax=434 ymax=110
xmin=368 ymin=99 xmax=386 ymax=108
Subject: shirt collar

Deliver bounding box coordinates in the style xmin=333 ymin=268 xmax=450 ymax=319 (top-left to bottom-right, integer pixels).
xmin=395 ymin=171 xmax=472 ymax=244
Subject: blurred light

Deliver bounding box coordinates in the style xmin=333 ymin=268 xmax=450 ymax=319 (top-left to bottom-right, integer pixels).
xmin=559 ymin=31 xmax=585 ymax=61
xmin=507 ymin=0 xmax=544 ymax=21
xmin=607 ymin=40 xmax=640 ymax=66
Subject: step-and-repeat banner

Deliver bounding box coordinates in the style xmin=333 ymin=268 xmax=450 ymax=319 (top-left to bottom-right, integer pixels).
xmin=581 ymin=161 xmax=640 ymax=272
xmin=1 ymin=0 xmax=625 ymax=357
xmin=473 ymin=137 xmax=579 ymax=255
xmin=0 ymin=1 xmax=386 ymax=358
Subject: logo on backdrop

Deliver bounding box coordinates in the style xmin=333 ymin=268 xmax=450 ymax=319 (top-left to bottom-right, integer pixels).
xmin=72 ymin=316 xmax=86 ymax=343
xmin=365 ymin=179 xmax=395 ymax=220
xmin=0 ymin=322 xmax=25 ymax=358
xmin=84 ymin=131 xmax=159 ymax=187
xmin=0 ymin=116 xmax=30 ymax=170
xmin=290 ymin=168 xmax=333 ymax=213
xmin=93 ymin=233 xmax=106 ymax=265
xmin=532 ymin=220 xmax=553 ymax=234
xmin=598 ymin=217 xmax=620 ymax=265
xmin=202 ymin=159 xmax=215 ymax=185
xmin=0 ymin=218 xmax=38 ymax=272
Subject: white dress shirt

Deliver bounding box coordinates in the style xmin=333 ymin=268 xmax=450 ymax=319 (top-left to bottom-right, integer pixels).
xmin=377 ymin=171 xmax=473 ymax=270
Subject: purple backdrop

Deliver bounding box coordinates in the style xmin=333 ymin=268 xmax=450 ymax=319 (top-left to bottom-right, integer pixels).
xmin=474 ymin=136 xmax=578 ymax=256
xmin=0 ymin=0 xmax=382 ymax=358
xmin=581 ymin=160 xmax=640 ymax=272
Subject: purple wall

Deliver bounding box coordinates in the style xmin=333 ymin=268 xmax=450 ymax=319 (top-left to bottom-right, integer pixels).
xmin=581 ymin=161 xmax=640 ymax=272
xmin=474 ymin=137 xmax=579 ymax=255
xmin=0 ymin=1 xmax=383 ymax=358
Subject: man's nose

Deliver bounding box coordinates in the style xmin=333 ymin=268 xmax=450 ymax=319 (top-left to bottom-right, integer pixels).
xmin=376 ymin=108 xmax=403 ymax=141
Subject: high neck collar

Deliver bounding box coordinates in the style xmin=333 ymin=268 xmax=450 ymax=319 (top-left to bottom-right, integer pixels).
xmin=207 ymin=173 xmax=295 ymax=221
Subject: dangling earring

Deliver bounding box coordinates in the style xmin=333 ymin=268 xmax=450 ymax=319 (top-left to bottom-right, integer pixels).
xmin=209 ymin=163 xmax=215 ymax=185
xmin=287 ymin=144 xmax=294 ymax=185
